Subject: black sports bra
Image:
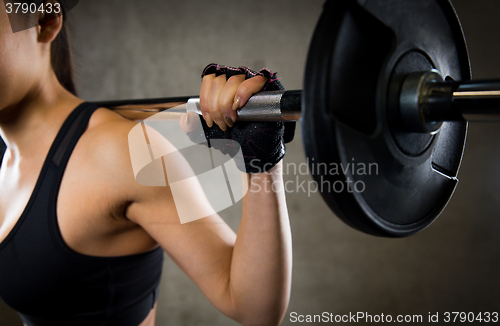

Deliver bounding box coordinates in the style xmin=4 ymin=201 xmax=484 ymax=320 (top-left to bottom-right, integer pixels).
xmin=0 ymin=103 xmax=164 ymax=326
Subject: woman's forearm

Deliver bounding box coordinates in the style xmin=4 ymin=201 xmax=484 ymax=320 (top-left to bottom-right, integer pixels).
xmin=228 ymin=161 xmax=293 ymax=325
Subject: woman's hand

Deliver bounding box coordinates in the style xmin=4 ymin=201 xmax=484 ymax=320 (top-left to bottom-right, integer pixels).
xmin=179 ymin=65 xmax=288 ymax=174
xmin=198 ymin=73 xmax=267 ymax=131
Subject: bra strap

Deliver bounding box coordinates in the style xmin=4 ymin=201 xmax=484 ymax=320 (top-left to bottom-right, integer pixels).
xmin=50 ymin=102 xmax=100 ymax=169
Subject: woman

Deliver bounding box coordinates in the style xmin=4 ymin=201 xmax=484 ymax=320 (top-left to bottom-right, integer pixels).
xmin=0 ymin=1 xmax=292 ymax=325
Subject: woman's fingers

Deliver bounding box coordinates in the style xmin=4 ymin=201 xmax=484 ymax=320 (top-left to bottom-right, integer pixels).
xmin=200 ymin=74 xmax=216 ymax=128
xmin=234 ymin=75 xmax=268 ymax=109
xmin=199 ymin=73 xmax=268 ymax=131
xmin=208 ymin=75 xmax=229 ymax=131
xmin=218 ymin=75 xmax=245 ymax=127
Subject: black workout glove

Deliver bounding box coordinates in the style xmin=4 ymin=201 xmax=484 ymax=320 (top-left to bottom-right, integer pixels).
xmin=187 ymin=63 xmax=295 ymax=174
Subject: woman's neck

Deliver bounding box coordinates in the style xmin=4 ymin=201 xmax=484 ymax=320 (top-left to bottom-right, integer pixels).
xmin=0 ymin=74 xmax=83 ymax=164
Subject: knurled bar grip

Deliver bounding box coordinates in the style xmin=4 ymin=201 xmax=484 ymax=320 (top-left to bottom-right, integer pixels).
xmin=187 ymin=90 xmax=301 ymax=122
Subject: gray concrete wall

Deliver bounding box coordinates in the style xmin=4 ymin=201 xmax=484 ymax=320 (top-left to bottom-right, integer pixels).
xmin=1 ymin=0 xmax=500 ymax=325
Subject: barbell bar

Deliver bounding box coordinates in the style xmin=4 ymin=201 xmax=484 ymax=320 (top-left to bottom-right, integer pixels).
xmin=93 ymin=0 xmax=500 ymax=238
xmin=95 ymin=78 xmax=500 ymax=128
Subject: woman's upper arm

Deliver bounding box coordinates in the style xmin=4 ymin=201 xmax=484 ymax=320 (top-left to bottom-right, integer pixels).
xmin=121 ymin=121 xmax=239 ymax=314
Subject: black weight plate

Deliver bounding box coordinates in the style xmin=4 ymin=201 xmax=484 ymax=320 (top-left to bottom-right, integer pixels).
xmin=301 ymin=0 xmax=470 ymax=237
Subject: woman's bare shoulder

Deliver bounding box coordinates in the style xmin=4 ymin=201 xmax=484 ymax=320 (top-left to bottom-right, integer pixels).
xmin=78 ymin=107 xmax=176 ymax=192
xmin=78 ymin=108 xmax=182 ymax=223
xmin=85 ymin=107 xmax=176 ymax=159
xmin=88 ymin=107 xmax=138 ymax=131
xmin=76 ymin=108 xmax=143 ymax=186
xmin=85 ymin=107 xmax=138 ymax=156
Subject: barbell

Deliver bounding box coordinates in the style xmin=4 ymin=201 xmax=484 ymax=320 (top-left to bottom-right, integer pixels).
xmin=95 ymin=0 xmax=500 ymax=237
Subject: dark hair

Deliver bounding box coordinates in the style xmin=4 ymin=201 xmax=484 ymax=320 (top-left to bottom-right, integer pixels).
xmin=50 ymin=0 xmax=76 ymax=95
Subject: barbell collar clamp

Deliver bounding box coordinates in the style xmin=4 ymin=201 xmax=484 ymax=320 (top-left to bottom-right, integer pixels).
xmin=400 ymin=70 xmax=500 ymax=133
xmin=400 ymin=70 xmax=445 ymax=134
